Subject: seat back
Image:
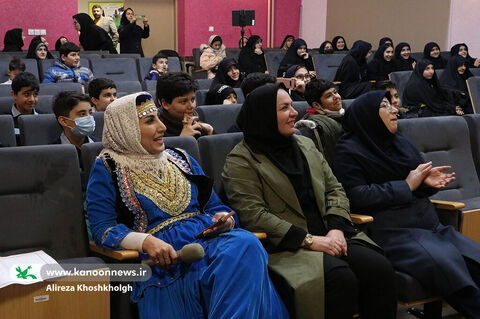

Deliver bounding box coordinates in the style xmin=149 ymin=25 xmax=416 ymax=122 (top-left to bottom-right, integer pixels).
xmin=198 ymin=132 xmax=244 ymax=201
xmin=192 ymin=48 xmax=201 ymax=69
xmin=233 ymin=88 xmax=245 ymax=104
xmin=398 ymin=116 xmax=480 ymax=203
xmin=0 ymin=59 xmax=39 ymax=83
xmin=39 ymin=82 xmax=83 ymax=95
xmin=115 ymin=80 xmax=143 ymax=95
xmin=389 ymin=71 xmax=413 ymax=98
xmin=0 ymin=96 xmax=14 ymax=114
xmin=102 ymin=53 xmax=140 ymax=59
xmin=90 ymin=58 xmax=139 ymax=81
xmin=197 ymin=104 xmax=241 ymax=134
xmin=342 ymin=99 xmax=355 ymax=110
xmin=167 ymin=57 xmax=182 ymax=72
xmin=0 ymin=115 xmax=16 ymax=146
xmin=35 ymin=95 xmax=55 ymax=114
xmin=311 ymin=53 xmax=346 ymax=81
xmin=196 ymin=78 xmax=213 ymax=90
xmin=462 ymin=114 xmax=480 ymax=182
xmin=226 ymin=48 xmax=241 ymax=61
xmin=467 ymin=77 xmax=480 ymax=114
xmin=195 ymin=89 xmax=208 ymax=106
xmin=292 ymin=101 xmax=309 ymax=121
xmin=0 ymin=85 xmax=12 ymax=97
xmin=471 ymin=69 xmax=480 ymax=77
xmin=0 ymin=144 xmax=88 ymax=259
xmin=265 ymin=51 xmax=285 ymax=77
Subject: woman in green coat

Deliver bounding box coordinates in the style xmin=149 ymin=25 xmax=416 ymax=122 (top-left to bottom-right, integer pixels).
xmin=222 ymin=83 xmax=397 ymax=319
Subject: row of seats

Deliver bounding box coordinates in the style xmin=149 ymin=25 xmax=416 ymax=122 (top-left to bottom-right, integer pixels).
xmin=0 ymin=56 xmax=182 ymax=84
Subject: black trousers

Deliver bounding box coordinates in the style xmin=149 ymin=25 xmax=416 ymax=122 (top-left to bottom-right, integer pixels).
xmin=324 ymin=242 xmax=397 ymax=319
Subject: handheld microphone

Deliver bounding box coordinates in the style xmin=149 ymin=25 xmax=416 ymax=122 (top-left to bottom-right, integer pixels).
xmin=142 ymin=243 xmax=204 ymax=266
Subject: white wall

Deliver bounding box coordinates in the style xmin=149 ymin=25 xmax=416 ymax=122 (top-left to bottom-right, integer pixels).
xmin=448 ymin=0 xmax=480 ymax=57
xmin=300 ymin=0 xmax=327 ymax=48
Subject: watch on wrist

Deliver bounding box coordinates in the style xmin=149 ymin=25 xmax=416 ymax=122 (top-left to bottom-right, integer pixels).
xmin=303 ymin=233 xmax=313 ymax=248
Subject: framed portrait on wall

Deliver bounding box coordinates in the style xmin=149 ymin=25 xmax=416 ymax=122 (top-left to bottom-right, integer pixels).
xmin=88 ymin=2 xmax=124 ymax=27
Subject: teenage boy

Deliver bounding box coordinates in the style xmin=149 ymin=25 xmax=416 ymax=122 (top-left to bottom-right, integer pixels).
xmin=1 ymin=58 xmax=26 ymax=85
xmin=156 ymin=72 xmax=213 ymax=137
xmin=10 ymin=72 xmax=39 ymax=127
xmin=43 ymin=42 xmax=93 ymax=85
xmin=144 ymin=52 xmax=168 ymax=81
xmin=88 ymin=78 xmax=117 ymax=112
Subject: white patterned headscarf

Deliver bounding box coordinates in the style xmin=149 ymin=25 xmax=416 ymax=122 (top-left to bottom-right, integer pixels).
xmin=100 ymin=92 xmax=168 ymax=174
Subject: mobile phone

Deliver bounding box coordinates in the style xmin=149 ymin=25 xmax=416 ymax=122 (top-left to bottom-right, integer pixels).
xmin=136 ymin=15 xmax=145 ymax=20
xmin=276 ymin=77 xmax=296 ymax=89
xmin=195 ymin=211 xmax=235 ymax=239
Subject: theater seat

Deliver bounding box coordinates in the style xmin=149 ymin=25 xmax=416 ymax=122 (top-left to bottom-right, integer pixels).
xmin=0 ymin=96 xmax=14 ymax=114
xmin=115 ymin=81 xmax=143 ymax=95
xmin=35 ymin=95 xmax=55 ymax=114
xmin=196 ymin=78 xmax=213 ymax=90
xmin=195 ymin=89 xmax=208 ymax=106
xmin=197 ymin=104 xmax=241 ymax=134
xmin=463 ymin=114 xmax=480 ymax=182
xmin=90 ymin=58 xmax=139 ymax=82
xmin=389 ymin=71 xmax=412 ymax=99
xmin=39 ymin=82 xmax=83 ymax=95
xmin=292 ymin=101 xmax=309 ymax=121
xmin=311 ymin=53 xmax=346 ymax=81
xmin=0 ymin=115 xmax=16 ymax=146
xmin=265 ymin=51 xmax=284 ymax=77
xmin=233 ymin=88 xmax=245 ymax=104
xmin=467 ymin=76 xmax=480 ymax=113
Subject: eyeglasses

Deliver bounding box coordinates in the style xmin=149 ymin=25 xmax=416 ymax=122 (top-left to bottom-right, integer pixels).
xmin=379 ymin=100 xmax=397 ymax=112
xmin=295 ymin=74 xmax=313 ymax=81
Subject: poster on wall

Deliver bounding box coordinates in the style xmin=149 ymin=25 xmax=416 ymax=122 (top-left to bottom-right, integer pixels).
xmin=88 ymin=2 xmax=124 ymax=27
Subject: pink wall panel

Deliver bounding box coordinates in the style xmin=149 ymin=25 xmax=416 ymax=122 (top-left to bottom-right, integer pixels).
xmin=0 ymin=0 xmax=79 ymax=51
xmin=177 ymin=0 xmax=301 ymax=56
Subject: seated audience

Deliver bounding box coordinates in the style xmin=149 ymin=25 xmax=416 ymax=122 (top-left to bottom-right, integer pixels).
xmin=118 ymin=8 xmax=149 ymax=56
xmin=73 ymin=13 xmax=116 ymax=53
xmin=238 ymin=35 xmax=268 ymax=75
xmin=144 ymin=52 xmax=168 ymax=81
xmin=332 ymin=35 xmax=348 ymax=51
xmin=222 ymin=83 xmax=397 ymax=319
xmin=374 ymin=80 xmax=416 ymax=119
xmin=367 ymin=43 xmax=395 ymax=81
xmin=393 ymin=42 xmax=416 ymax=71
xmin=403 ymin=59 xmax=462 ymax=117
xmin=26 ymin=36 xmax=54 ymax=60
xmin=1 ymin=57 xmax=25 ymax=85
xmin=440 ymin=55 xmax=474 ymax=114
xmin=92 ymin=4 xmax=119 ymax=48
xmin=86 ymin=92 xmax=288 ymax=319
xmin=206 ymin=84 xmax=237 ymax=105
xmin=55 ymin=36 xmax=68 ymax=51
xmin=423 ymin=42 xmax=447 ymax=69
xmin=43 ymin=42 xmax=94 ymax=85
xmin=378 ymin=37 xmax=393 ymax=49
xmin=3 ymin=28 xmax=24 ymax=52
xmin=9 ymin=72 xmax=39 ymax=127
xmin=241 ymin=72 xmax=276 ymax=97
xmin=318 ymin=40 xmax=334 ymax=54
xmin=284 ymin=64 xmax=312 ymax=101
xmin=210 ymin=58 xmax=243 ymax=89
xmin=301 ymin=78 xmax=344 ymax=164
xmin=280 ymin=35 xmax=295 ymax=50
xmin=277 ymin=38 xmax=315 ymax=77
xmin=450 ymin=43 xmax=480 ymax=68
xmin=200 ymin=35 xmax=226 ymax=79
xmin=156 ymin=72 xmax=212 ymax=137
xmin=88 ymin=78 xmax=117 ymax=112
xmin=333 ymin=90 xmax=480 ymax=319
xmin=334 ymin=40 xmax=372 ymax=99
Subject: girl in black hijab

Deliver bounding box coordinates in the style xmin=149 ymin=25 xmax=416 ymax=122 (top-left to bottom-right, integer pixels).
xmin=423 ymin=42 xmax=447 ymax=69
xmin=450 ymin=43 xmax=480 ymax=68
xmin=224 ymin=83 xmax=397 ymax=319
xmin=277 ymin=38 xmax=315 ymax=77
xmin=403 ymin=59 xmax=461 ymax=117
xmin=367 ymin=43 xmax=396 ymax=81
xmin=55 ymin=36 xmax=68 ymax=51
xmin=440 ymin=55 xmax=474 ymax=114
xmin=73 ymin=13 xmax=116 ymax=53
xmin=205 ymin=84 xmax=237 ymax=105
xmin=318 ymin=41 xmax=334 ymax=54
xmin=238 ymin=35 xmax=267 ymax=75
xmin=332 ymin=36 xmax=348 ymax=51
xmin=284 ymin=64 xmax=311 ymax=101
xmin=210 ymin=58 xmax=243 ymax=89
xmin=334 ymin=40 xmax=372 ymax=99
xmin=118 ymin=8 xmax=150 ymax=56
xmin=280 ymin=35 xmax=294 ymax=50
xmin=3 ymin=28 xmax=24 ymax=52
xmin=393 ymin=42 xmax=416 ymax=71
xmin=378 ymin=37 xmax=393 ymax=49
xmin=333 ymin=90 xmax=480 ymax=319
xmin=26 ymin=36 xmax=54 ymax=60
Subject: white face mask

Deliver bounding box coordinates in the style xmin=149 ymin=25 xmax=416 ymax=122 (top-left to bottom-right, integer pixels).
xmin=70 ymin=115 xmax=95 ymax=137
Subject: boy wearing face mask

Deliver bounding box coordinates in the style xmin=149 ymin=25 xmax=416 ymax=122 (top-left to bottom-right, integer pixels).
xmin=53 ymin=91 xmax=96 ymax=164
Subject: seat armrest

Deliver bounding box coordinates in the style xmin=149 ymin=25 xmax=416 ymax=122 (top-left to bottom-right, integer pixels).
xmin=430 ymin=199 xmax=465 ymax=210
xmin=253 ymin=232 xmax=267 ymax=240
xmin=351 ymin=213 xmax=374 ymax=224
xmin=89 ymin=242 xmax=139 ymax=261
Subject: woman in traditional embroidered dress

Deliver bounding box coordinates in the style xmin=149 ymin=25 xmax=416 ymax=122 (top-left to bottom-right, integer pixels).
xmin=86 ymin=92 xmax=288 ymax=319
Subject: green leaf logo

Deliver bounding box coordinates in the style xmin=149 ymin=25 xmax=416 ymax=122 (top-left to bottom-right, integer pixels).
xmin=15 ymin=265 xmax=37 ymax=280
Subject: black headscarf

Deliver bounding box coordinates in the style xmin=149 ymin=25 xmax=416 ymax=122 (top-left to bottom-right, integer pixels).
xmin=349 ymin=40 xmax=372 ymax=66
xmin=394 ymin=42 xmax=416 ymax=71
xmin=333 ymin=90 xmax=424 ymax=190
xmin=206 ymin=84 xmax=236 ymax=105
xmin=280 ymin=35 xmax=294 ymax=50
xmin=55 ymin=36 xmax=68 ymax=51
xmin=450 ymin=43 xmax=477 ymax=68
xmin=318 ymin=41 xmax=334 ymax=54
xmin=378 ymin=37 xmax=393 ymax=49
xmin=3 ymin=28 xmax=23 ymax=52
xmin=211 ymin=58 xmax=243 ymax=88
xmin=423 ymin=42 xmax=446 ymax=69
xmin=120 ymin=8 xmax=133 ymax=27
xmin=284 ymin=65 xmax=306 ymax=101
xmin=277 ymin=38 xmax=314 ymax=76
xmin=26 ymin=36 xmax=54 ymax=60
xmin=439 ymin=55 xmax=472 ymax=93
xmin=238 ymin=35 xmax=267 ymax=75
xmin=74 ymin=13 xmax=116 ymax=53
xmin=332 ymin=35 xmax=348 ymax=51
xmin=367 ymin=43 xmax=395 ymax=81
xmin=403 ymin=59 xmax=455 ymax=116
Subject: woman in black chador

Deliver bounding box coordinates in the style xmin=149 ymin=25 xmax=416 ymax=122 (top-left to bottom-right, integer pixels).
xmin=439 ymin=55 xmax=474 ymax=114
xmin=238 ymin=35 xmax=267 ymax=75
xmin=277 ymin=38 xmax=315 ymax=77
xmin=393 ymin=42 xmax=416 ymax=71
xmin=73 ymin=13 xmax=116 ymax=53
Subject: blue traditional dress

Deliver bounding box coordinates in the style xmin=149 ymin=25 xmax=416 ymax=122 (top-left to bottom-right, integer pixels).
xmin=87 ymin=148 xmax=288 ymax=319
